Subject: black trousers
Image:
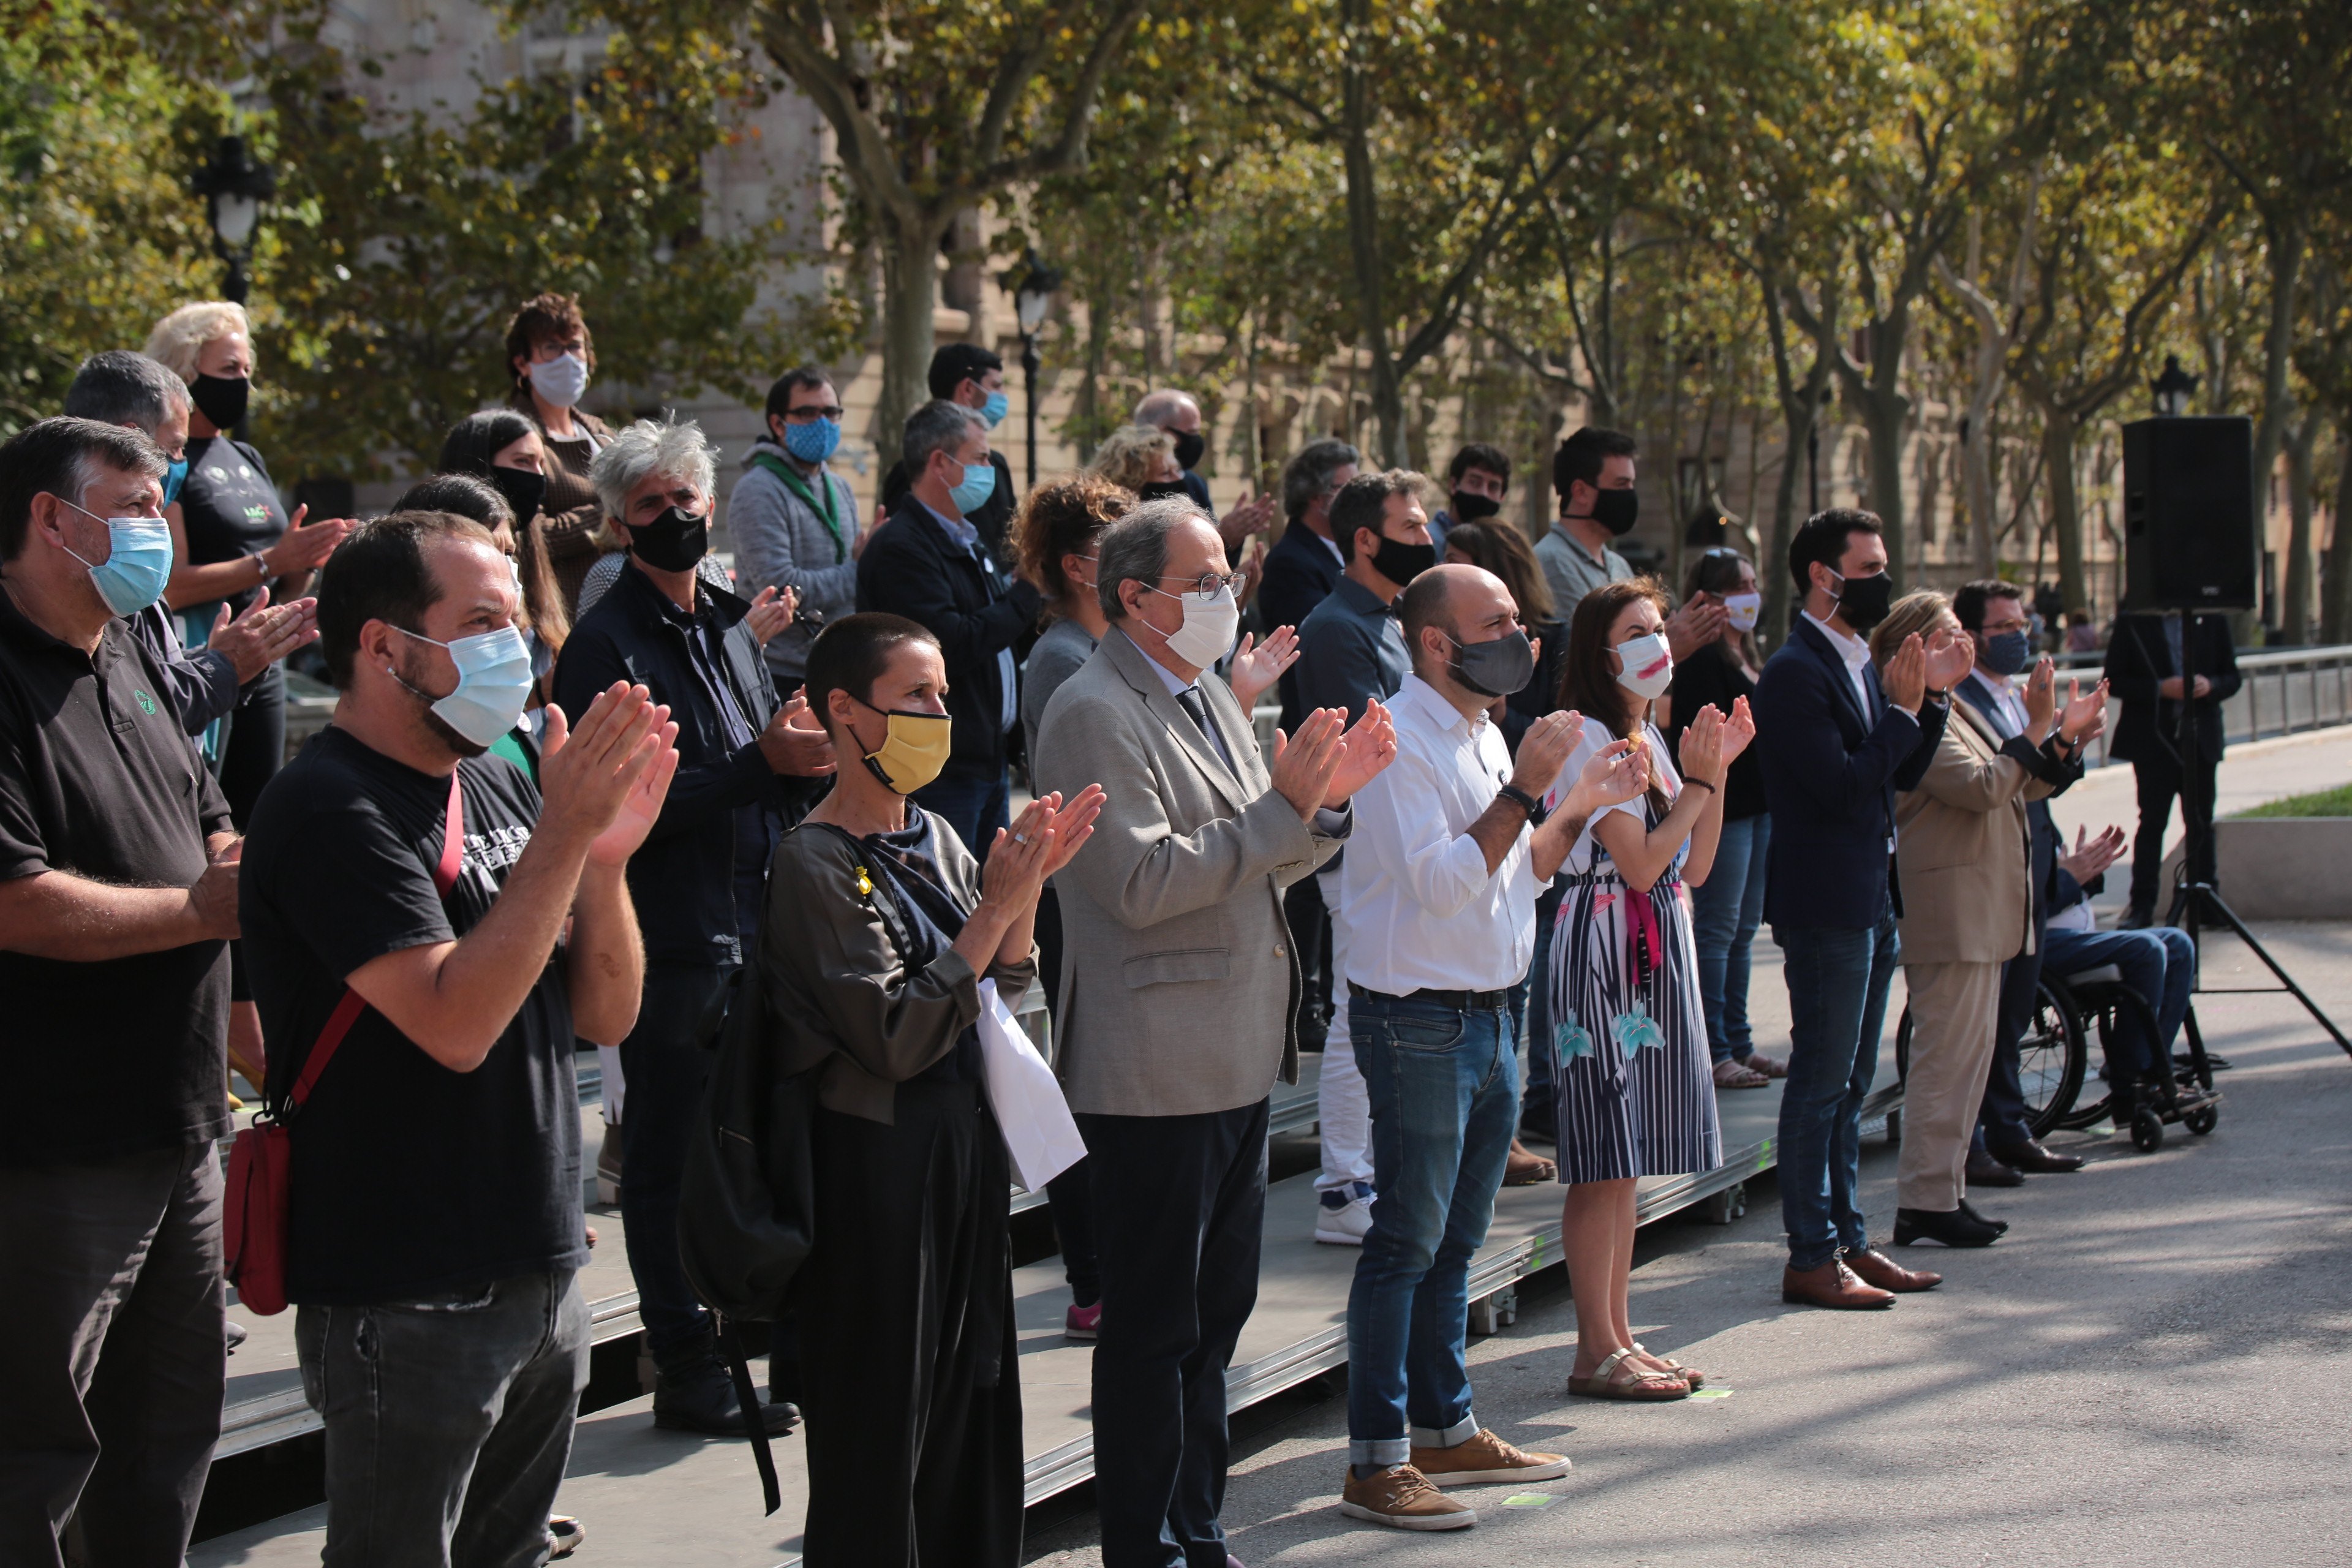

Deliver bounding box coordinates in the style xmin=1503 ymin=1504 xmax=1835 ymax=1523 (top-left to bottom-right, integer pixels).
xmin=2128 ymin=751 xmax=2219 ymax=911
xmin=1977 ymin=931 xmax=2046 ymax=1148
xmin=1077 ymin=1098 xmax=1270 ymax=1568
xmin=619 ymin=963 xmax=736 ymax=1361
xmin=1283 ymin=873 xmax=1331 ymax=1039
xmin=796 ymin=1080 xmax=1022 ymax=1568
xmin=1033 ymin=889 xmax=1100 ymax=1306
xmin=0 ymin=1144 xmax=224 ymax=1568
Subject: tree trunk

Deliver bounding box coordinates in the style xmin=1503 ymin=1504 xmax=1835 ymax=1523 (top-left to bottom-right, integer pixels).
xmin=2283 ymin=412 xmax=2321 ymax=644
xmin=878 ymin=213 xmax=949 ymax=459
xmin=2250 ymin=221 xmax=2304 ymax=623
xmin=2323 ymin=414 xmax=2352 ymax=643
xmin=1859 ymin=380 xmax=1913 ymax=584
xmin=1760 ymin=271 xmax=1827 ymax=644
xmin=2042 ymin=408 xmax=2087 ymax=619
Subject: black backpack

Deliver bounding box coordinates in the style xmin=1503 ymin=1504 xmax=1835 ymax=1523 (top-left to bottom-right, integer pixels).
xmin=679 ymin=948 xmax=818 ymax=1513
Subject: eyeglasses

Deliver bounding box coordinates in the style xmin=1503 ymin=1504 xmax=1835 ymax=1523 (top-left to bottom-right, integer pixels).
xmin=1156 ymin=570 xmax=1248 ymax=603
xmin=783 ymin=405 xmax=846 ymax=423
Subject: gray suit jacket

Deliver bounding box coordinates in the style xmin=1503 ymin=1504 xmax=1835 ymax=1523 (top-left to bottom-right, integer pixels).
xmin=1032 ymin=628 xmax=1344 ymax=1117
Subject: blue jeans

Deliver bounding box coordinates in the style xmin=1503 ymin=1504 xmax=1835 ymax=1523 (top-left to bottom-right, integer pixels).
xmin=1691 ymin=815 xmax=1770 ymax=1065
xmin=913 ymin=763 xmax=1011 ymax=866
xmin=2043 ymin=925 xmax=2198 ymax=1079
xmin=1774 ymin=915 xmax=1899 ymax=1271
xmin=1345 ymin=990 xmax=1518 ymax=1467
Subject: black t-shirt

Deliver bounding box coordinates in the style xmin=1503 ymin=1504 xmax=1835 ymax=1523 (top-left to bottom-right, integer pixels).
xmin=241 ymin=726 xmax=584 ymax=1302
xmin=179 ymin=435 xmax=288 ymax=615
xmin=0 ymin=594 xmax=232 ymax=1165
xmin=1668 ymin=645 xmax=1766 ymax=821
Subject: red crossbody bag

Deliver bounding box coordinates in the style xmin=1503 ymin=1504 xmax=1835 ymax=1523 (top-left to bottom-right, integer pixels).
xmin=224 ymin=773 xmax=465 ymax=1316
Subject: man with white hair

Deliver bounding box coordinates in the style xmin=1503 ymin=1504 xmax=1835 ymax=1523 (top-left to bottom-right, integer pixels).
xmin=552 ymin=417 xmax=828 ymax=1436
xmin=1133 ymin=386 xmax=1276 ymax=557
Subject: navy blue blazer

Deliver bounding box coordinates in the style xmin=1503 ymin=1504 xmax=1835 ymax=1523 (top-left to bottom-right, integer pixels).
xmin=1753 ymin=617 xmax=1947 ymax=930
xmin=1955 ymin=671 xmax=2086 ymax=926
xmin=1258 ymin=521 xmax=1344 ymax=732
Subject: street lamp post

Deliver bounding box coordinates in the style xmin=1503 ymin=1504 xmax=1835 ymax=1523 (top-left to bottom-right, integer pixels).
xmin=191 ymin=134 xmax=276 ymax=306
xmin=2151 ymin=353 xmax=2199 ymax=418
xmin=1009 ymin=251 xmax=1062 ymax=492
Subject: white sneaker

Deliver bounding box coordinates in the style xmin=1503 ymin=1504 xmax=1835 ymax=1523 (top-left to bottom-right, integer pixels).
xmin=1315 ymin=1183 xmax=1375 ymax=1245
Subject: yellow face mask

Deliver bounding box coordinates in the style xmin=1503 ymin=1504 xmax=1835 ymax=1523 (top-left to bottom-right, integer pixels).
xmin=853 ymin=698 xmax=953 ymax=795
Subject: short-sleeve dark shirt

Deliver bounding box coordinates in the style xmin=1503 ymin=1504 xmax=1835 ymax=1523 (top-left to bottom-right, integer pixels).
xmin=1668 ymin=645 xmax=1766 ymax=820
xmin=0 ymin=590 xmax=232 ymax=1166
xmin=179 ymin=435 xmax=288 ymax=615
xmin=241 ymin=727 xmax=585 ymax=1303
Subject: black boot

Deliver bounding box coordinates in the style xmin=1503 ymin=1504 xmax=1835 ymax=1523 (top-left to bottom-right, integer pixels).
xmin=1893 ymin=1206 xmax=2002 ymax=1247
xmin=653 ymin=1332 xmax=800 ymax=1438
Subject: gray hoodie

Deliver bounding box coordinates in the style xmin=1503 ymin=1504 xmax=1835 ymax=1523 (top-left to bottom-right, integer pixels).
xmin=726 ymin=434 xmax=862 ymax=683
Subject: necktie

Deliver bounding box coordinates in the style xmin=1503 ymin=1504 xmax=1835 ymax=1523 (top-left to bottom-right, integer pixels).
xmin=1175 ymin=685 xmax=1213 ymax=743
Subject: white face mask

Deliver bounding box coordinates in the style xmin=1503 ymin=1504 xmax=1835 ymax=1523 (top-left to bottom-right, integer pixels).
xmin=530 ymin=351 xmax=589 ymax=410
xmin=391 ymin=625 xmax=535 ymax=748
xmin=1614 ymin=631 xmax=1674 ymax=699
xmin=1146 ymin=582 xmax=1240 ymax=668
xmin=1722 ymin=592 xmax=1761 ymax=631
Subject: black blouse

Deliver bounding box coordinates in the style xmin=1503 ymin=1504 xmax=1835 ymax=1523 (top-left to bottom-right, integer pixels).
xmin=1667 ymin=644 xmax=1766 ymax=821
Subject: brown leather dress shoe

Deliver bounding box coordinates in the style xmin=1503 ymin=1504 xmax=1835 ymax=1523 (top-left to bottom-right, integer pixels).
xmin=1988 ymin=1137 xmax=2086 ymax=1174
xmin=1964 ymin=1148 xmax=2025 ymax=1187
xmin=1842 ymin=1246 xmax=1941 ymax=1292
xmin=1781 ymin=1259 xmax=1896 ymax=1310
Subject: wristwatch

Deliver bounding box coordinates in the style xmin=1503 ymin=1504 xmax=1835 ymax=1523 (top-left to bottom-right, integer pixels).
xmin=1496 ymin=783 xmax=1548 ymax=826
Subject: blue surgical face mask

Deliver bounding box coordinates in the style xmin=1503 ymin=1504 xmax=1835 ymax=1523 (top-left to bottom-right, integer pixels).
xmin=979 ymin=389 xmax=1009 ymax=429
xmin=57 ymin=497 xmax=175 ymax=616
xmin=390 ymin=624 xmax=535 ymax=749
xmin=949 ymin=459 xmax=997 ymax=516
xmin=782 ymin=417 xmax=840 ymax=464
xmin=161 ymin=455 xmax=189 ymax=507
xmin=1981 ymin=628 xmax=2032 ymax=677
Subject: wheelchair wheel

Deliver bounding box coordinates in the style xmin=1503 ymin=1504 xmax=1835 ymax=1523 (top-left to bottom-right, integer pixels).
xmin=2184 ymin=1104 xmax=2219 ymax=1136
xmin=2130 ymin=1109 xmax=2166 ymax=1152
xmin=2019 ymin=978 xmax=2088 ymax=1139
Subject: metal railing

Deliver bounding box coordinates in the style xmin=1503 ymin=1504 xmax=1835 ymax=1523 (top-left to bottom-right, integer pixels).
xmin=2056 ymin=643 xmax=2352 ymax=769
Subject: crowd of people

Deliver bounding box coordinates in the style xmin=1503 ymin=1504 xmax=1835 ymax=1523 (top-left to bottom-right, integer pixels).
xmin=0 ymin=293 xmax=2233 ymax=1567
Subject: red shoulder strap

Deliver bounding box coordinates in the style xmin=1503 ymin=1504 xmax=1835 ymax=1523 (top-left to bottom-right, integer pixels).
xmin=289 ymin=772 xmax=465 ymax=1110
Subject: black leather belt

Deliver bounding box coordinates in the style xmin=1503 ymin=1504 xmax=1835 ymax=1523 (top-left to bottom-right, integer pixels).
xmin=1348 ymin=982 xmax=1513 ymax=1011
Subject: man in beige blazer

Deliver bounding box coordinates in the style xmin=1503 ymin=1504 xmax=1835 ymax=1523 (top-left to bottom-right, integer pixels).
xmin=1034 ymin=498 xmax=1395 ymax=1568
xmin=1876 ymin=591 xmax=2090 ymax=1251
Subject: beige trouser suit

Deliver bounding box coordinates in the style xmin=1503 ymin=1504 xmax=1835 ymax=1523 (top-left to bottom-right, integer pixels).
xmin=1891 ymin=698 xmax=2057 ymax=1212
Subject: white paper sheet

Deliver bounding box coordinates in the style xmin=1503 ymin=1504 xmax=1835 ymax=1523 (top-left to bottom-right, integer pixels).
xmin=976 ymin=979 xmax=1088 ymax=1191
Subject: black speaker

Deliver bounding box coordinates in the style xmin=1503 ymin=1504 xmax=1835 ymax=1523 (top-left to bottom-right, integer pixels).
xmin=2121 ymin=416 xmax=2256 ymax=611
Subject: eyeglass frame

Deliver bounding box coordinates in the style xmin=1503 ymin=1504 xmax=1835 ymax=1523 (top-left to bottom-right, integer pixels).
xmin=1152 ymin=568 xmax=1248 ymax=603
xmin=779 ymin=404 xmax=846 ymax=423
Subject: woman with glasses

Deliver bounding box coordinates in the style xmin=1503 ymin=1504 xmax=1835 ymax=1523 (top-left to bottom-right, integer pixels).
xmin=1670 ymin=546 xmax=1784 ymax=1088
xmin=731 ymin=366 xmax=865 ymax=695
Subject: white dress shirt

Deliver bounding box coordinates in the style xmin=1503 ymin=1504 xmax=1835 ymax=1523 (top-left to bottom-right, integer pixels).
xmin=1339 ymin=673 xmax=1534 ymax=994
xmin=1964 ymin=666 xmax=2031 ymax=739
xmin=1804 ymin=610 xmax=1875 ymax=718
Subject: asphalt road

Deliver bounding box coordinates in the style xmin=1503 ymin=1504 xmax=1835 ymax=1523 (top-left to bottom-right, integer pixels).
xmin=1024 ymin=919 xmax=2352 ymax=1568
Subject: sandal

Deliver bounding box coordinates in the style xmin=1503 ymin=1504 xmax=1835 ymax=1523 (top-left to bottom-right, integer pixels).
xmin=1743 ymin=1052 xmax=1789 ymax=1079
xmin=1714 ymin=1058 xmax=1770 ymax=1089
xmin=1568 ymin=1346 xmax=1690 ymax=1400
xmin=1504 ymin=1140 xmax=1556 ymax=1185
xmin=1634 ymin=1341 xmax=1705 ymax=1390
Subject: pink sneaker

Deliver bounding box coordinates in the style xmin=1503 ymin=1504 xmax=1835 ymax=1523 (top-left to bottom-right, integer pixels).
xmin=1065 ymin=1300 xmax=1102 ymax=1341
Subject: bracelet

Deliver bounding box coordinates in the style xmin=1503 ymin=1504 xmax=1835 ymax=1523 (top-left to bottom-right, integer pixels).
xmin=255 ymin=552 xmax=270 ymax=581
xmin=1683 ymin=777 xmax=1717 ymax=794
xmin=1496 ymin=783 xmax=1548 ymax=826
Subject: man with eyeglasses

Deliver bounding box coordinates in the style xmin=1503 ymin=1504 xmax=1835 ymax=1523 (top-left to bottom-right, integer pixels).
xmin=731 ymin=365 xmax=864 ymax=694
xmin=1033 ymin=497 xmax=1396 ymax=1568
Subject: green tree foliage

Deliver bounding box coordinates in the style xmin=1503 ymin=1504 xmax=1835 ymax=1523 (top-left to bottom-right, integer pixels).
xmin=0 ymin=0 xmax=221 ymax=429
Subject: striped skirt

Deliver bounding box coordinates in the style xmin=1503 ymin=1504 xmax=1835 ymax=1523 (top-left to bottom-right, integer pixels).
xmin=1544 ymin=866 xmax=1722 ymax=1185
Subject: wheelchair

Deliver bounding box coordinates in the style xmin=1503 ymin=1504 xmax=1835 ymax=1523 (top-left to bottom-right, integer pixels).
xmin=1894 ymin=961 xmax=2220 ymax=1153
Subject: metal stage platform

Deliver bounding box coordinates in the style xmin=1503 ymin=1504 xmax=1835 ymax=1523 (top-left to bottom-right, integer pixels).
xmin=195 ymin=1036 xmax=1898 ymax=1567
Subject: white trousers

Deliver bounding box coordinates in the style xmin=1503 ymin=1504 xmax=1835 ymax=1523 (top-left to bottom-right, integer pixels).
xmin=1316 ymin=865 xmax=1373 ymax=1193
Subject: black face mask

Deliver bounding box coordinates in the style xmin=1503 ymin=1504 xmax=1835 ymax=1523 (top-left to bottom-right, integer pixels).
xmin=190 ymin=373 xmax=249 ymax=431
xmin=490 ymin=466 xmax=548 ymax=527
xmin=1368 ymin=534 xmax=1437 ymax=587
xmin=1170 ymin=429 xmax=1205 ymax=470
xmin=1592 ymin=487 xmax=1640 ymax=537
xmin=1136 ymin=478 xmax=1192 ymax=503
xmin=1450 ymin=488 xmax=1502 ymax=523
xmin=629 ymin=505 xmax=710 ymax=572
xmin=1833 ymin=569 xmax=1894 ymax=631
xmin=1446 ymin=629 xmax=1535 ymax=698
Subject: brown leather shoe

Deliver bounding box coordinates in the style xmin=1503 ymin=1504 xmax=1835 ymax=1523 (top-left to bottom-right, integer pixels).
xmin=1964 ymin=1148 xmax=2025 ymax=1187
xmin=1338 ymin=1464 xmax=1477 ymax=1531
xmin=1504 ymin=1141 xmax=1556 ymax=1186
xmin=1842 ymin=1246 xmax=1941 ymax=1292
xmin=1988 ymin=1137 xmax=2086 ymax=1174
xmin=1781 ymin=1259 xmax=1896 ymax=1310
